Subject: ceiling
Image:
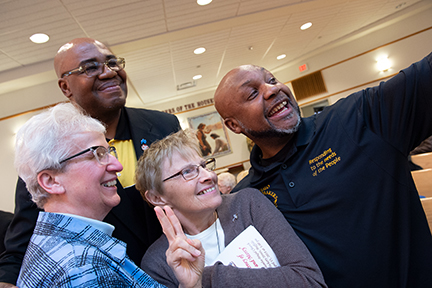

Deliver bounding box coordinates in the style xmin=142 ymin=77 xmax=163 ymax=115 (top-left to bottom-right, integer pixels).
xmin=0 ymin=0 xmax=429 ymax=115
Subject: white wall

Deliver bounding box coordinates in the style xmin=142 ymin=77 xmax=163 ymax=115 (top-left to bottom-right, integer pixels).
xmin=0 ymin=7 xmax=431 ymax=213
xmin=313 ymin=26 xmax=432 ymax=108
xmin=0 ymin=111 xmax=39 ymax=212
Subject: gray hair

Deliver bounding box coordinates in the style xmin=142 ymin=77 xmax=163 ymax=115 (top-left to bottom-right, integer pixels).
xmin=218 ymin=172 xmax=236 ymax=189
xmin=14 ymin=102 xmax=106 ymax=208
xmin=135 ymin=129 xmax=201 ymax=206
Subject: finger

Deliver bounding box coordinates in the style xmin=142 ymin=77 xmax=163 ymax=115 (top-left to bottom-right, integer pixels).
xmin=163 ymin=206 xmax=187 ymax=239
xmin=187 ymin=239 xmax=204 ymax=257
xmin=167 ymin=238 xmax=202 ymax=262
xmin=167 ymin=247 xmax=200 ymax=264
xmin=154 ymin=206 xmax=176 ymax=243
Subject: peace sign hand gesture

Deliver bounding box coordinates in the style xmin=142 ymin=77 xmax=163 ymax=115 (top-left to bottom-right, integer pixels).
xmin=155 ymin=206 xmax=204 ymax=288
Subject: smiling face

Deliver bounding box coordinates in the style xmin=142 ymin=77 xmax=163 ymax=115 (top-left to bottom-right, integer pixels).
xmin=55 ymin=38 xmax=127 ymax=120
xmin=215 ymin=65 xmax=301 ymax=140
xmin=157 ymin=151 xmax=222 ymax=231
xmin=54 ymin=131 xmax=123 ymax=220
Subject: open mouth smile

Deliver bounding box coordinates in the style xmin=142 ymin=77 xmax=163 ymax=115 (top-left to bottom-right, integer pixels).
xmin=268 ymin=101 xmax=288 ymax=117
xmin=102 ymin=180 xmax=117 ymax=187
xmin=198 ymin=186 xmax=216 ymax=195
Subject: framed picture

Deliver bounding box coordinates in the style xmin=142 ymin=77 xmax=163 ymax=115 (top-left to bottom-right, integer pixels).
xmin=188 ymin=111 xmax=231 ymax=158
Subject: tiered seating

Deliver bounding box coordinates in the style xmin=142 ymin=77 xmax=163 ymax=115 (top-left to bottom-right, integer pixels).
xmin=412 ymin=169 xmax=432 ymax=198
xmin=411 ymin=155 xmax=432 ymax=235
xmin=411 ymin=152 xmax=432 ymax=169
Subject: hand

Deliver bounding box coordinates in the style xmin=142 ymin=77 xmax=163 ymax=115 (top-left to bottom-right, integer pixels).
xmin=0 ymin=283 xmax=18 ymax=288
xmin=155 ymin=206 xmax=204 ymax=288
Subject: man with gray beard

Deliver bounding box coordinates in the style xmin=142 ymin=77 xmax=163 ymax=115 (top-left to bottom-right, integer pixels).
xmin=214 ymin=59 xmax=432 ymax=288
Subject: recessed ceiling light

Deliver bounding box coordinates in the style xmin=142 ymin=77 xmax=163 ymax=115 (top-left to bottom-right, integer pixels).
xmin=194 ymin=47 xmax=206 ymax=55
xmin=300 ymin=22 xmax=312 ymax=30
xmin=197 ymin=0 xmax=212 ymax=5
xmin=29 ymin=33 xmax=49 ymax=44
xmin=277 ymin=54 xmax=286 ymax=60
xmin=376 ymin=56 xmax=391 ymax=72
xmin=193 ymin=74 xmax=202 ymax=80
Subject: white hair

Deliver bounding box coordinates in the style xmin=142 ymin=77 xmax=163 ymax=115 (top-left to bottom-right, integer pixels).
xmin=218 ymin=172 xmax=236 ymax=189
xmin=14 ymin=102 xmax=106 ymax=208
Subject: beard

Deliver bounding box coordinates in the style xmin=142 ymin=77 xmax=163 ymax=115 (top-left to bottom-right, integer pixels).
xmin=240 ymin=106 xmax=301 ymax=139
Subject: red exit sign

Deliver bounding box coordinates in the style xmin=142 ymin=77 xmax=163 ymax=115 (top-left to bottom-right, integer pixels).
xmin=299 ymin=64 xmax=308 ymax=72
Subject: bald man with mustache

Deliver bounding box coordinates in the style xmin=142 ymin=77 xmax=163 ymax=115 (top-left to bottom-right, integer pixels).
xmin=213 ymin=56 xmax=432 ymax=288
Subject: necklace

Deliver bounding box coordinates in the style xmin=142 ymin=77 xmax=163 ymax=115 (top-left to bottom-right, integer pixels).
xmin=214 ymin=211 xmax=221 ymax=254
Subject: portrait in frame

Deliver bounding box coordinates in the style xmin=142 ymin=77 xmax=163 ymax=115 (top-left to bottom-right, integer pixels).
xmin=188 ymin=111 xmax=231 ymax=158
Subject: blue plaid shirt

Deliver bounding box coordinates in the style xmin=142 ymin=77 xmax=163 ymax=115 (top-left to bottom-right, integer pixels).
xmin=17 ymin=212 xmax=166 ymax=288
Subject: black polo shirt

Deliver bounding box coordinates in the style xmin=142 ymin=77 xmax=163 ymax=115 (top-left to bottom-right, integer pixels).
xmin=235 ymin=52 xmax=432 ymax=287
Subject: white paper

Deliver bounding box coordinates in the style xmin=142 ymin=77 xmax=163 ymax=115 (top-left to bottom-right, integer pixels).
xmin=214 ymin=225 xmax=280 ymax=268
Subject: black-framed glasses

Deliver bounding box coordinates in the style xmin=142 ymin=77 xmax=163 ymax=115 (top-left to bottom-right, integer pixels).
xmin=59 ymin=146 xmax=118 ymax=165
xmin=162 ymin=158 xmax=216 ymax=182
xmin=61 ymin=57 xmax=125 ymax=78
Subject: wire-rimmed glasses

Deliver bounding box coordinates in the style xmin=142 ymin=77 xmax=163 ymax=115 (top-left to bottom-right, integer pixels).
xmin=61 ymin=57 xmax=125 ymax=78
xmin=162 ymin=158 xmax=216 ymax=182
xmin=59 ymin=146 xmax=117 ymax=165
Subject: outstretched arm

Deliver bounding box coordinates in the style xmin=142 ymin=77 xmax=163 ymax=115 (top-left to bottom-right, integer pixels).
xmin=155 ymin=206 xmax=204 ymax=288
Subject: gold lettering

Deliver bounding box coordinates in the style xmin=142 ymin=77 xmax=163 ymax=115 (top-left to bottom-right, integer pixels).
xmin=310 ymin=148 xmax=341 ymax=176
xmin=261 ymin=188 xmax=278 ymax=207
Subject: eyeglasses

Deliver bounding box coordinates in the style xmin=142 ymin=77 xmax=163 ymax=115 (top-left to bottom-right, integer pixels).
xmin=61 ymin=57 xmax=125 ymax=78
xmin=162 ymin=158 xmax=216 ymax=182
xmin=59 ymin=146 xmax=118 ymax=165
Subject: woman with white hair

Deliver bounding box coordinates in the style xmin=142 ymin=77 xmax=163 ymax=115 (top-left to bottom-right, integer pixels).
xmin=217 ymin=172 xmax=236 ymax=194
xmin=15 ymin=103 xmax=203 ymax=288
